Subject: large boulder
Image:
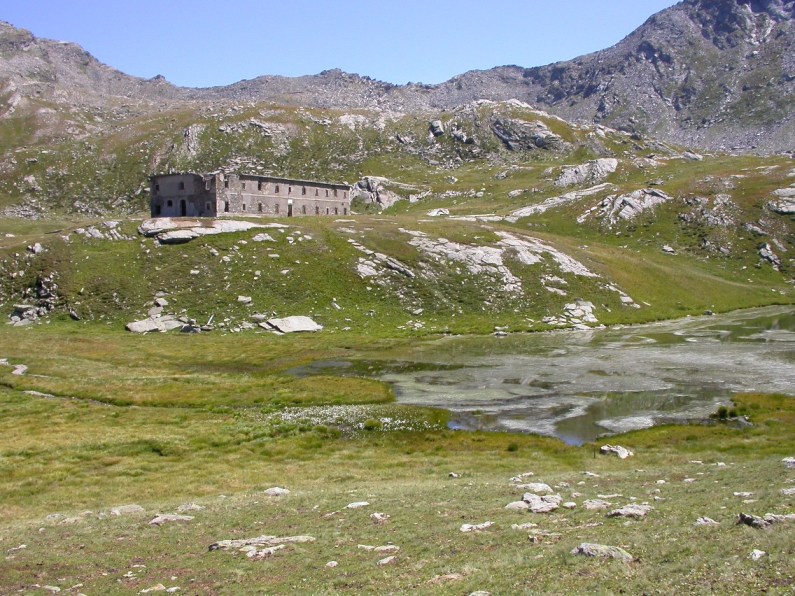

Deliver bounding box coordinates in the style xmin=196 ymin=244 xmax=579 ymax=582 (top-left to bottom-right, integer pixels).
xmin=262 ymin=316 xmax=323 ymax=334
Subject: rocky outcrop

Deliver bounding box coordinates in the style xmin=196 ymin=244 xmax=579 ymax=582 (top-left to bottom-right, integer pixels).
xmin=555 ymin=159 xmax=618 ymax=188
xmin=352 ymin=177 xmax=428 ymax=209
xmin=580 ymin=189 xmax=674 ymax=226
xmin=490 ymin=118 xmax=565 ymax=151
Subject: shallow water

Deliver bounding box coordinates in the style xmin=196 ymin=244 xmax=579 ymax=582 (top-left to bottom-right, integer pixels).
xmin=289 ymin=307 xmax=795 ymax=444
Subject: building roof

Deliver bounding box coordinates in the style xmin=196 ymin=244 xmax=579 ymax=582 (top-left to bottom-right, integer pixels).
xmin=151 ymin=172 xmax=350 ymax=189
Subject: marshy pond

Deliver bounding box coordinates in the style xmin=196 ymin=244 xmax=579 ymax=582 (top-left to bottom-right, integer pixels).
xmin=290 ymin=306 xmax=795 ymax=445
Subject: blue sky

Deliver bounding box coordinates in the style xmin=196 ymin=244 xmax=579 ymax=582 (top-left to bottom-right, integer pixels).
xmin=3 ymin=1 xmax=679 ymax=88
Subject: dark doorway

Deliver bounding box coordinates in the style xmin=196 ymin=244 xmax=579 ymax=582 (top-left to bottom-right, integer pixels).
xmin=287 ymin=202 xmax=293 ymax=217
xmin=180 ymin=199 xmax=187 ymax=217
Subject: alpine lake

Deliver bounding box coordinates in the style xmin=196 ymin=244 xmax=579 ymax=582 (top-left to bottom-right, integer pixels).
xmin=289 ymin=306 xmax=795 ymax=445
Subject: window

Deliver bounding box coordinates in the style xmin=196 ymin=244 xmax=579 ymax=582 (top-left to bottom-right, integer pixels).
xmin=275 ymin=203 xmax=280 ymax=214
xmin=315 ymin=206 xmax=319 ymax=215
xmin=155 ymin=184 xmax=160 ymax=192
xmin=224 ymin=179 xmax=229 ymax=188
xmin=315 ymin=189 xmax=319 ymax=196
xmin=334 ymin=189 xmax=338 ymax=197
xmin=242 ymin=204 xmax=246 ymax=212
xmin=326 ymin=208 xmax=329 ymax=215
xmin=302 ymin=187 xmax=306 ymax=195
xmin=206 ymin=202 xmax=211 ymax=211
xmin=258 ymin=203 xmax=263 ymax=213
xmin=258 ymin=181 xmax=263 ymax=191
xmin=325 ymin=189 xmax=329 ymax=197
xmin=154 ymin=204 xmax=162 ymax=216
xmin=288 ymin=187 xmax=292 ymax=194
xmin=343 ymin=192 xmax=347 ymax=199
xmin=302 ymin=205 xmax=307 ymax=214
xmin=167 ymin=200 xmax=173 ymax=207
xmin=241 ymin=182 xmax=246 ymax=190
xmin=224 ymin=201 xmax=230 ymax=213
xmin=275 ymin=185 xmax=279 ymax=193
xmin=178 ymin=181 xmax=185 ymax=190
xmin=334 ymin=207 xmax=339 ymax=215
xmin=344 ymin=207 xmax=348 ymax=215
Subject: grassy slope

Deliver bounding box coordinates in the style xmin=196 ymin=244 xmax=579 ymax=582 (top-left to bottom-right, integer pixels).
xmin=1 ymin=100 xmax=795 ymax=592
xmin=1 ymin=380 xmax=794 ymax=594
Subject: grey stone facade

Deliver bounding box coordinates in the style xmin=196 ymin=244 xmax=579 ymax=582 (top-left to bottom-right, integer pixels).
xmin=150 ymin=173 xmax=351 ymax=218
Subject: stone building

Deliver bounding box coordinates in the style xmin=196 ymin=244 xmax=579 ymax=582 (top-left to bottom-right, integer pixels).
xmin=150 ymin=172 xmax=351 ymax=218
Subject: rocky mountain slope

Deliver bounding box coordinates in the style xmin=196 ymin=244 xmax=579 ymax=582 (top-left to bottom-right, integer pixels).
xmin=2 ymin=0 xmax=794 ymax=153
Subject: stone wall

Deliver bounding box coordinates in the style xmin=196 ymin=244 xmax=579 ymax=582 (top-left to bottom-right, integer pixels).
xmin=150 ymin=173 xmax=216 ymax=217
xmin=215 ymin=174 xmax=351 ymax=217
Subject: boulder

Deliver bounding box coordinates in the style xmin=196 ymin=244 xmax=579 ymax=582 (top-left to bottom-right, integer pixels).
xmin=516 ymin=482 xmax=553 ymax=494
xmin=460 ymin=521 xmax=494 ymax=532
xmin=427 ymin=208 xmax=450 ymax=217
xmin=783 ymin=457 xmax=795 ymax=469
xmin=110 ymin=504 xmax=145 ymax=516
xmin=345 ymin=501 xmax=369 ymax=509
xmin=149 ymin=514 xmax=194 ymax=526
xmin=571 ymin=543 xmax=634 ymax=563
xmin=263 ymin=316 xmax=323 ymax=334
xmin=607 ymin=504 xmax=652 ymax=519
xmin=156 ymin=229 xmax=199 ymax=244
xmin=600 ymin=445 xmax=634 ymax=459
xmin=505 ymin=501 xmax=531 ymax=511
xmin=429 ymin=120 xmax=445 ymax=137
xmin=264 ymin=487 xmax=290 ymax=497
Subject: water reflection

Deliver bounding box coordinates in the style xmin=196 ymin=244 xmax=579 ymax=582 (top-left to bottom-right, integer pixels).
xmin=288 ymin=307 xmax=795 ymax=445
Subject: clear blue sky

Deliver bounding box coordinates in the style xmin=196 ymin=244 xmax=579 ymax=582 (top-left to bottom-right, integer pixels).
xmin=3 ymin=1 xmax=680 ymax=88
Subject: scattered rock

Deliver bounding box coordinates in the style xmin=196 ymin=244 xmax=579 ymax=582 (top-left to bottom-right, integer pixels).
xmin=149 ymin=514 xmax=194 ymax=526
xmin=522 ymin=493 xmax=561 ymax=513
xmin=750 ymin=549 xmax=766 ymax=561
xmin=209 ymin=535 xmax=315 ymax=551
xmin=252 ymin=233 xmax=276 ymax=242
xmin=737 ymin=512 xmax=795 ymax=529
xmin=427 ymin=208 xmax=449 ymax=217
xmin=607 ymin=504 xmax=652 ymax=519
xmin=448 ymin=472 xmax=462 ymax=479
xmin=758 ymin=243 xmax=781 ymax=270
xmin=571 ymin=543 xmax=634 ymax=563
xmin=109 ymin=504 xmax=145 ymax=516
xmin=377 ymin=555 xmax=396 ymax=566
xmin=429 ymin=120 xmax=445 ymax=137
xmin=516 ymin=482 xmax=553 ymax=494
xmin=326 ymin=561 xmax=338 ymax=568
xmin=783 ymin=457 xmax=795 ymax=470
xmin=505 ymin=501 xmax=531 ymax=511
xmin=358 ymin=544 xmax=399 ymax=553
xmin=370 ymin=512 xmax=391 ymax=524
xmin=584 ymin=500 xmax=613 ymax=511
xmin=346 ymin=501 xmax=369 ymax=509
xmin=237 ymin=296 xmax=252 ymax=305
xmin=695 ymin=517 xmax=720 ymax=527
xmin=460 ymin=521 xmax=494 ymax=533
xmin=600 ymin=445 xmax=634 ymax=459
xmin=781 ymin=488 xmax=795 ymax=496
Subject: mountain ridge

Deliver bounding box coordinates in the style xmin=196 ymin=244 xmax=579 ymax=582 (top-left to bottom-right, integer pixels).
xmin=1 ymin=0 xmax=794 ymax=152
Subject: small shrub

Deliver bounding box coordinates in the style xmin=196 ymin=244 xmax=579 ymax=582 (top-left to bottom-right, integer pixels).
xmin=363 ymin=418 xmax=382 ymax=431
xmin=507 ymin=442 xmax=519 ymax=452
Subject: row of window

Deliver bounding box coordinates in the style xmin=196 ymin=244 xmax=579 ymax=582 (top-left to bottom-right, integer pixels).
xmin=226 ymin=179 xmax=346 ymax=198
xmin=223 ymin=201 xmax=347 ymax=216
